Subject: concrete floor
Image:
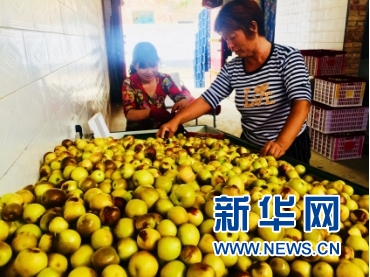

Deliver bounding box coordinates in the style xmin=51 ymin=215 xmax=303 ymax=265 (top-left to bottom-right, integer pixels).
xmin=109 ymin=64 xmax=369 ymax=189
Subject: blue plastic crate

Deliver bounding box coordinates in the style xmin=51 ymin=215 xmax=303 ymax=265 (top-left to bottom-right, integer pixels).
xmin=204 ymin=18 xmax=210 ymax=27
xmin=199 ymin=37 xmax=205 ymax=47
xmin=198 ymin=54 xmax=202 ymax=61
xmin=195 ymin=79 xmax=205 ymax=88
xmin=201 ymin=45 xmax=207 ymax=54
xmin=195 ymin=81 xmax=201 ymax=88
xmin=201 ymin=63 xmax=205 ymax=72
xmin=200 ymin=9 xmax=209 ymax=21
xmin=197 ymin=37 xmax=201 ymax=48
xmin=203 ymin=27 xmax=209 ymax=37
xmin=196 ymin=32 xmax=200 ymax=40
xmin=198 ymin=64 xmax=205 ymax=74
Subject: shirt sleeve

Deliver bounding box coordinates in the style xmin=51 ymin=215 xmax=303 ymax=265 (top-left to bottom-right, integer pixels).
xmin=179 ymin=85 xmax=195 ymax=103
xmin=282 ymin=50 xmax=312 ymax=103
xmin=200 ymin=64 xmax=233 ymax=109
xmin=162 ymin=74 xmax=193 ymax=103
xmin=122 ymin=78 xmax=137 ymax=116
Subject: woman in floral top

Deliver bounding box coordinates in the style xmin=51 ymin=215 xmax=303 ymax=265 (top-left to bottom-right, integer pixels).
xmin=122 ymin=42 xmax=194 ymax=131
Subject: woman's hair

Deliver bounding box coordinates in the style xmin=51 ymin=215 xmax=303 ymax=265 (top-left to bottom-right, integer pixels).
xmin=214 ymin=0 xmax=265 ymax=38
xmin=129 ymin=42 xmax=160 ymax=75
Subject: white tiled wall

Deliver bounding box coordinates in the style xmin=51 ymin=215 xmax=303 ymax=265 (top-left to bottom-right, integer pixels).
xmin=275 ymin=0 xmax=348 ymax=50
xmin=0 ymin=0 xmax=111 ymax=194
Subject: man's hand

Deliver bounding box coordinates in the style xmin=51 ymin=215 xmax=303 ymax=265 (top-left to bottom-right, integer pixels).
xmin=260 ymin=141 xmax=287 ymax=159
xmin=156 ymin=118 xmax=180 ymax=138
xmin=171 ymin=99 xmax=190 ymax=114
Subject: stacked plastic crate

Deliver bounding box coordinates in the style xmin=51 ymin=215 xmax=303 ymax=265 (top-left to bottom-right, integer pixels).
xmin=193 ymin=9 xmax=210 ymax=88
xmin=208 ymin=6 xmax=223 ymax=85
xmin=301 ymin=50 xmax=369 ymax=161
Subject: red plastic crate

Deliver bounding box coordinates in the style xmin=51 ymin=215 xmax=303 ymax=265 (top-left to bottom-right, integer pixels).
xmin=307 ymin=102 xmax=369 ymax=134
xmin=300 ymin=49 xmax=346 ymax=76
xmin=309 ymin=128 xmax=365 ymax=161
xmin=313 ymin=75 xmax=367 ymax=107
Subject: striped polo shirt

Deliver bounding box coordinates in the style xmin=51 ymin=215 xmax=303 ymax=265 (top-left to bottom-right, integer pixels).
xmin=201 ymin=43 xmax=312 ymax=147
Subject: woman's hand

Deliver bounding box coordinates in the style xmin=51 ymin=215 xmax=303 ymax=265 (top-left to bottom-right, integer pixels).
xmin=157 ymin=97 xmax=213 ymax=138
xmin=171 ymin=99 xmax=190 ymax=114
xmin=260 ymin=100 xmax=311 ymax=159
xmin=156 ymin=118 xmax=180 ymax=138
xmin=260 ymin=141 xmax=287 ymax=159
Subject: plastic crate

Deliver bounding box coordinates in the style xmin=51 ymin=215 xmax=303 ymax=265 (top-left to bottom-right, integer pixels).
xmin=202 ymin=27 xmax=207 ymax=37
xmin=300 ymin=49 xmax=346 ymax=76
xmin=203 ymin=9 xmax=210 ymax=19
xmin=195 ymin=80 xmax=205 ymax=88
xmin=309 ymin=128 xmax=365 ymax=161
xmin=313 ymin=75 xmax=367 ymax=107
xmin=307 ymin=101 xmax=369 ymax=134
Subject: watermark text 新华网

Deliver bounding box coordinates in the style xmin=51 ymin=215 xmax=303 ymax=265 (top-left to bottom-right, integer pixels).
xmin=213 ymin=194 xmax=341 ymax=257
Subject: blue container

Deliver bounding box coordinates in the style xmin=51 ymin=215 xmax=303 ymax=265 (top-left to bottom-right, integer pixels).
xmin=195 ymin=81 xmax=202 ymax=88
xmin=199 ymin=37 xmax=204 ymax=47
xmin=201 ymin=63 xmax=205 ymax=72
xmin=195 ymin=79 xmax=205 ymax=88
xmin=195 ymin=64 xmax=200 ymax=73
xmin=203 ymin=9 xmax=209 ymax=20
xmin=201 ymin=27 xmax=206 ymax=37
xmin=204 ymin=54 xmax=209 ymax=69
xmin=202 ymin=45 xmax=207 ymax=54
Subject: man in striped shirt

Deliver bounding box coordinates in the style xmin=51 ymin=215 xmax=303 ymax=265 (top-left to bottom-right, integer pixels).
xmin=157 ymin=0 xmax=312 ymax=164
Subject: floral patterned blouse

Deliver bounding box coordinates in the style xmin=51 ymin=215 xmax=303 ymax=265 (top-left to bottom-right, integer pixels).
xmin=122 ymin=72 xmax=194 ymax=131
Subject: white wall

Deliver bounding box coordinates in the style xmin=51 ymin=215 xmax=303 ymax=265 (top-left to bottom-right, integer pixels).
xmin=0 ymin=0 xmax=110 ymax=194
xmin=275 ymin=0 xmax=348 ymax=50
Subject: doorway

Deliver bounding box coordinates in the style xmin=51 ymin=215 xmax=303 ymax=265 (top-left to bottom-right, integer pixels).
xmin=120 ymin=1 xmax=205 ymax=93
